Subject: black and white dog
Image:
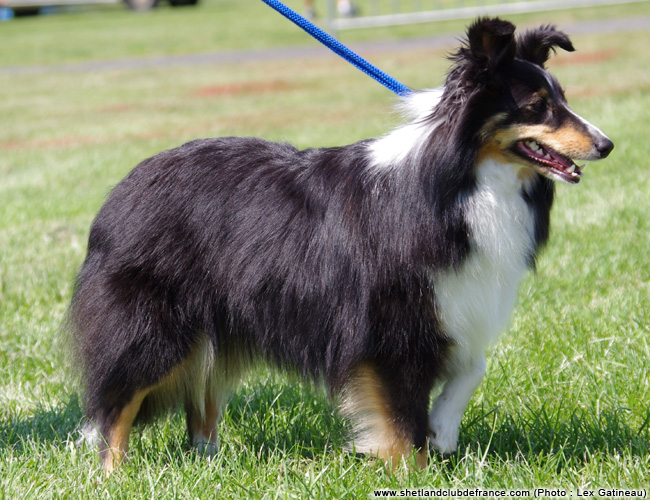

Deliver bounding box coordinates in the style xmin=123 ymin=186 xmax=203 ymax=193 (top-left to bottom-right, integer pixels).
xmin=68 ymin=18 xmax=613 ymax=472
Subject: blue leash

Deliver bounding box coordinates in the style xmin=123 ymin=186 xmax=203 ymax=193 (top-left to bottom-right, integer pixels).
xmin=259 ymin=0 xmax=411 ymax=96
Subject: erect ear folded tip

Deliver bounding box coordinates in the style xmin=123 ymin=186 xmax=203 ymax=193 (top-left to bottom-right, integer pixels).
xmin=516 ymin=25 xmax=575 ymax=66
xmin=559 ymin=38 xmax=575 ymax=52
xmin=542 ymin=25 xmax=575 ymax=52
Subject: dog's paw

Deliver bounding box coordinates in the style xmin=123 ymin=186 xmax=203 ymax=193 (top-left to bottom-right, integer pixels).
xmin=192 ymin=434 xmax=219 ymax=458
xmin=76 ymin=421 xmax=101 ymax=449
xmin=428 ymin=428 xmax=459 ymax=455
xmin=428 ymin=410 xmax=461 ymax=454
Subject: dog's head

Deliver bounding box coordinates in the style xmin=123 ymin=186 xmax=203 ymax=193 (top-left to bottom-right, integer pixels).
xmin=447 ymin=18 xmax=613 ymax=183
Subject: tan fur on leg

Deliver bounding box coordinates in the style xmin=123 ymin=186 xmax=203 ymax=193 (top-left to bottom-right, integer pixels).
xmin=187 ymin=394 xmax=222 ymax=456
xmin=102 ymin=389 xmax=149 ymax=475
xmin=341 ymin=363 xmax=428 ymax=469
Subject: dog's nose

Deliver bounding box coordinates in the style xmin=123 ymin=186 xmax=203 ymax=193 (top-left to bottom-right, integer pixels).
xmin=596 ymin=136 xmax=614 ymax=158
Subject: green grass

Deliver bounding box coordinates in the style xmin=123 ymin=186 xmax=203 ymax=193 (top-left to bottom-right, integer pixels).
xmin=3 ymin=0 xmax=650 ymax=66
xmin=1 ymin=1 xmax=650 ymax=498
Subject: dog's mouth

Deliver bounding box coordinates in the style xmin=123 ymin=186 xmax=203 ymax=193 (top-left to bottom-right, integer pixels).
xmin=514 ymin=139 xmax=583 ymax=184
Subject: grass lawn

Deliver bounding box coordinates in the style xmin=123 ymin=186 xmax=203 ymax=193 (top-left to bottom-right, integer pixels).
xmin=1 ymin=1 xmax=649 ymax=498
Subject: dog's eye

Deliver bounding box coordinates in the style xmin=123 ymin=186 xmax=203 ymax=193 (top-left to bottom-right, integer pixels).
xmin=526 ymin=98 xmax=548 ymax=114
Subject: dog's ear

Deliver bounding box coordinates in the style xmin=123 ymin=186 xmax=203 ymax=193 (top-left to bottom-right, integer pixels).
xmin=467 ymin=17 xmax=517 ymax=73
xmin=517 ymin=25 xmax=574 ymax=67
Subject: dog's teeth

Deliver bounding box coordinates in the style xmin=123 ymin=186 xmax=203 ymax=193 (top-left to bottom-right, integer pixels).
xmin=567 ymin=165 xmax=576 ymax=173
xmin=580 ymin=164 xmax=586 ymax=170
xmin=526 ymin=140 xmax=541 ymax=153
xmin=544 ymin=153 xmax=552 ymax=159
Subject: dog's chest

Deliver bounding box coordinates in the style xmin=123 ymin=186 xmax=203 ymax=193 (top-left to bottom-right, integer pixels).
xmin=432 ymin=160 xmax=537 ymax=356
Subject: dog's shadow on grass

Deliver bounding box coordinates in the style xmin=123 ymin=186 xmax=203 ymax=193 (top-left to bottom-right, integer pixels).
xmin=2 ymin=387 xmax=648 ymax=469
xmin=219 ymin=378 xmax=350 ymax=461
xmin=452 ymin=405 xmax=650 ymax=467
xmin=206 ymin=383 xmax=650 ymax=467
xmin=0 ymin=382 xmax=349 ymax=464
xmin=0 ymin=394 xmax=84 ymax=456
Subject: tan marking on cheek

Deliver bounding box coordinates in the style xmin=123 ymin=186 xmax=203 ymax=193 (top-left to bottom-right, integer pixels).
xmin=476 ymin=129 xmax=541 ymax=182
xmin=477 ymin=113 xmax=508 ymax=137
xmin=505 ymin=124 xmax=554 ymax=142
xmin=477 ymin=137 xmax=535 ymax=176
xmin=477 ymin=143 xmax=512 ymax=165
xmin=490 ymin=126 xmax=540 ymax=149
xmin=517 ymin=167 xmax=537 ymax=181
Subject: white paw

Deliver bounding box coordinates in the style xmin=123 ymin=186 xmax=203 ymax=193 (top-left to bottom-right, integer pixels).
xmin=429 ymin=427 xmax=459 ymax=454
xmin=428 ymin=406 xmax=462 ymax=454
xmin=76 ymin=421 xmax=101 ymax=449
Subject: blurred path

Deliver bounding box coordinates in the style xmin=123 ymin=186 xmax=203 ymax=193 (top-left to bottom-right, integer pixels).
xmin=3 ymin=15 xmax=650 ymax=75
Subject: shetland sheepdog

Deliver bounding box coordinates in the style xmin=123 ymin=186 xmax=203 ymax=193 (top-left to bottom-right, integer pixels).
xmin=69 ymin=17 xmax=613 ymax=472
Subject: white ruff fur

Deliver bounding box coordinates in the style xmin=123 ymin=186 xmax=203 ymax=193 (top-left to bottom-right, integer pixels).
xmin=367 ymin=88 xmax=539 ymax=454
xmin=367 ymin=88 xmax=443 ymax=169
xmin=429 ymin=158 xmax=536 ymax=452
xmin=435 ymin=159 xmax=536 ymax=353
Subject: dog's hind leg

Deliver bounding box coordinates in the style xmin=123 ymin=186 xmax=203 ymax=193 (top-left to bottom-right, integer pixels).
xmin=185 ymin=391 xmax=223 ymax=457
xmin=181 ymin=335 xmax=233 ymax=457
xmin=97 ymin=387 xmax=151 ymax=475
xmin=81 ymin=330 xmax=202 ymax=474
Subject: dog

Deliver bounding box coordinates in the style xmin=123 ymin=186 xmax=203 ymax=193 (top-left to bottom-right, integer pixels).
xmin=68 ymin=17 xmax=613 ymax=473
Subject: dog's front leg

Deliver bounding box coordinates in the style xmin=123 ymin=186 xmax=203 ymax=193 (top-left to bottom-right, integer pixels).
xmin=428 ymin=352 xmax=485 ymax=454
